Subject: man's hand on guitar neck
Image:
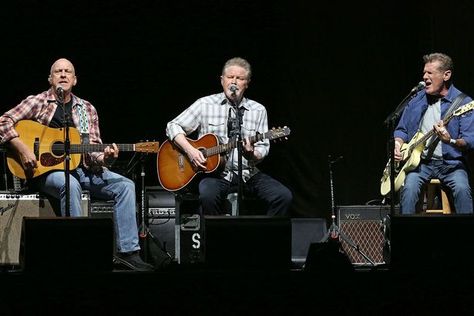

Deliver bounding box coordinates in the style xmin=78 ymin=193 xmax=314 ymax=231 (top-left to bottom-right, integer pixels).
xmin=433 ymin=120 xmax=451 ymax=143
xmin=10 ymin=137 xmax=38 ymax=171
xmin=242 ymin=137 xmax=262 ymax=161
xmin=103 ymin=143 xmax=119 ymax=166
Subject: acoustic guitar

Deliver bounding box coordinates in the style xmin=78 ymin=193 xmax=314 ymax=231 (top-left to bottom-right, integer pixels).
xmin=157 ymin=126 xmax=291 ymax=191
xmin=5 ymin=120 xmax=159 ymax=179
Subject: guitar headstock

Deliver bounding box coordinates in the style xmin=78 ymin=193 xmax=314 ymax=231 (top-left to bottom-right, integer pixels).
xmin=136 ymin=141 xmax=159 ymax=153
xmin=267 ymin=126 xmax=291 ymax=142
xmin=453 ymin=101 xmax=474 ymax=117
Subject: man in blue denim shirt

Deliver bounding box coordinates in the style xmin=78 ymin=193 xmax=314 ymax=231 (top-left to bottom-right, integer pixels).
xmin=394 ymin=53 xmax=474 ymax=214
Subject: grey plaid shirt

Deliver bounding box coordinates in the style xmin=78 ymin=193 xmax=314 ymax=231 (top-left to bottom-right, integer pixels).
xmin=166 ymin=92 xmax=270 ymax=181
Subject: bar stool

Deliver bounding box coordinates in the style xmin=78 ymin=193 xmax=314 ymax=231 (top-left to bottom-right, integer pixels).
xmin=423 ymin=179 xmax=452 ymax=214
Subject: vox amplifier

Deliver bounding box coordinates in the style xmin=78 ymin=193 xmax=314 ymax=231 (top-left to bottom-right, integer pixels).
xmin=337 ymin=205 xmax=393 ymax=266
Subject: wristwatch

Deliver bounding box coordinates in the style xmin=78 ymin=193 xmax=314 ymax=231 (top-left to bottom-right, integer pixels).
xmin=449 ymin=138 xmax=457 ymax=145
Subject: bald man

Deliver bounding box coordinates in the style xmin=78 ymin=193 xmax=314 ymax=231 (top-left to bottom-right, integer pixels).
xmin=0 ymin=58 xmax=153 ymax=271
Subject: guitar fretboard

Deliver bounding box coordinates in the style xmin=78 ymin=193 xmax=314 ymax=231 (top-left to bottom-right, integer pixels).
xmin=407 ymin=101 xmax=474 ymax=155
xmin=203 ymin=128 xmax=289 ymax=157
xmin=50 ymin=144 xmax=135 ymax=153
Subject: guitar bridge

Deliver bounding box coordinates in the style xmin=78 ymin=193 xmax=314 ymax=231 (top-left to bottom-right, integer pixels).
xmin=178 ymin=154 xmax=184 ymax=171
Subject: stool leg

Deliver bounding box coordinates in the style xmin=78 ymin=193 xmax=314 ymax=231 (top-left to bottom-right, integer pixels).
xmin=440 ymin=190 xmax=452 ymax=214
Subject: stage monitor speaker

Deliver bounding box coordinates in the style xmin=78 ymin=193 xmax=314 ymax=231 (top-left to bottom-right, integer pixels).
xmin=21 ymin=217 xmax=114 ymax=272
xmin=291 ymin=218 xmax=327 ymax=269
xmin=337 ymin=205 xmax=392 ymax=266
xmin=390 ymin=215 xmax=474 ymax=273
xmin=204 ymin=216 xmax=291 ymax=270
xmin=0 ymin=193 xmax=89 ymax=266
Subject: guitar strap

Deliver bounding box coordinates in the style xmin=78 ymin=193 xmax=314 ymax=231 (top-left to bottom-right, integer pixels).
xmin=76 ymin=98 xmax=90 ymax=144
xmin=425 ymin=92 xmax=467 ymax=159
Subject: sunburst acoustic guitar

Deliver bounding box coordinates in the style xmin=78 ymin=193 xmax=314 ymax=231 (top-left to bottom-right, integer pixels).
xmin=157 ymin=126 xmax=291 ymax=191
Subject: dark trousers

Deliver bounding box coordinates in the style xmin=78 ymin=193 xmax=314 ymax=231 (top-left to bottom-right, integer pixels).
xmin=198 ymin=172 xmax=292 ymax=216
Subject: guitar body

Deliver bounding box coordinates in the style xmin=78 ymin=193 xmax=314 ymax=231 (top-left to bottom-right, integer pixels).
xmin=7 ymin=120 xmax=82 ymax=179
xmin=157 ymin=134 xmax=221 ymax=191
xmin=380 ymin=131 xmax=426 ymax=196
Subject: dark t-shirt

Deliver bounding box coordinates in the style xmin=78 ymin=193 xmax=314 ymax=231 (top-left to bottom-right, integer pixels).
xmin=49 ymin=99 xmax=74 ymax=128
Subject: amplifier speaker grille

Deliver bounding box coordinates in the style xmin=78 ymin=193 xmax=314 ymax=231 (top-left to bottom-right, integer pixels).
xmin=337 ymin=205 xmax=392 ymax=265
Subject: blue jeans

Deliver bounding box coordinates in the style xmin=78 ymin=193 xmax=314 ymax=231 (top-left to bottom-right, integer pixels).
xmin=31 ymin=167 xmax=139 ymax=253
xmin=400 ymin=160 xmax=473 ymax=214
xmin=199 ymin=172 xmax=293 ymax=216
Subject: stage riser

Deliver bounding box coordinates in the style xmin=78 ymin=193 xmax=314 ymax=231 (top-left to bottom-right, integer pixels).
xmin=390 ymin=215 xmax=474 ymax=272
xmin=21 ymin=217 xmax=113 ymax=272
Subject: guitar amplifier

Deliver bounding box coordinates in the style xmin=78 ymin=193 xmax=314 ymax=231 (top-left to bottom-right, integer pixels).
xmin=90 ymin=200 xmax=115 ymax=218
xmin=146 ymin=186 xmax=176 ymax=219
xmin=145 ymin=187 xmax=177 ymax=261
xmin=0 ymin=192 xmax=90 ymax=265
xmin=337 ymin=205 xmax=393 ymax=266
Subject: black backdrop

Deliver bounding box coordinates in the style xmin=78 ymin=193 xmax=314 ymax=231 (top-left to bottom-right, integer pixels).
xmin=1 ymin=0 xmax=474 ymax=219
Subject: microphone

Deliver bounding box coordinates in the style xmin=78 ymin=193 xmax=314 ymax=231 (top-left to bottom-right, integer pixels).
xmin=410 ymin=81 xmax=426 ymax=94
xmin=229 ymin=84 xmax=238 ymax=95
xmin=328 ymin=155 xmax=343 ymax=164
xmin=56 ymin=86 xmax=64 ymax=101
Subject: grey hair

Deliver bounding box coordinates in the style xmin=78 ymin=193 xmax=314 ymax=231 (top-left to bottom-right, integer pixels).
xmin=423 ymin=53 xmax=454 ymax=72
xmin=222 ymin=57 xmax=252 ymax=80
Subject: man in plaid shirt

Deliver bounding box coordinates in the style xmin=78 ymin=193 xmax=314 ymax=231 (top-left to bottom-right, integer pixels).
xmin=166 ymin=57 xmax=292 ymax=216
xmin=0 ymin=58 xmax=153 ymax=271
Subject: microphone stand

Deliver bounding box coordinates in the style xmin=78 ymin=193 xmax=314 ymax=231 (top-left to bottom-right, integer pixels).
xmin=320 ymin=155 xmax=375 ymax=265
xmin=229 ymin=94 xmax=244 ymax=216
xmin=130 ymin=152 xmax=172 ymax=267
xmin=57 ymin=90 xmax=71 ymax=217
xmin=1 ymin=149 xmax=8 ymax=191
xmin=383 ymin=86 xmax=420 ymax=217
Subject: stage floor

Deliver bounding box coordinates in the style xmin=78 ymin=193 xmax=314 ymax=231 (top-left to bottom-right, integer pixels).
xmin=1 ymin=265 xmax=474 ymax=315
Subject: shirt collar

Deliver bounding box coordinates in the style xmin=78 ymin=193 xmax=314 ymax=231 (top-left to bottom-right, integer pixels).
xmin=219 ymin=92 xmax=249 ymax=110
xmin=46 ymin=88 xmax=80 ymax=108
xmin=443 ymin=84 xmax=460 ymax=103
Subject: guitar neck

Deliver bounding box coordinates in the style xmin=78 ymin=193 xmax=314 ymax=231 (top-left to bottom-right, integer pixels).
xmin=410 ymin=113 xmax=456 ymax=151
xmin=68 ymin=144 xmax=136 ymax=153
xmin=412 ymin=130 xmax=436 ymax=150
xmin=204 ymin=133 xmax=266 ymax=157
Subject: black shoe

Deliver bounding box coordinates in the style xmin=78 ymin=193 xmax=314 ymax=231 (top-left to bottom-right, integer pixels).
xmin=114 ymin=251 xmax=154 ymax=272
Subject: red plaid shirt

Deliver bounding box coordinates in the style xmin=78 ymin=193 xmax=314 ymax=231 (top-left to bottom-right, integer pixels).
xmin=0 ymin=88 xmax=106 ymax=168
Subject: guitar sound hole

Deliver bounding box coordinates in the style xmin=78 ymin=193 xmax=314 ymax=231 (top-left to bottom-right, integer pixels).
xmin=40 ymin=142 xmax=66 ymax=167
xmin=51 ymin=142 xmax=65 ymax=156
